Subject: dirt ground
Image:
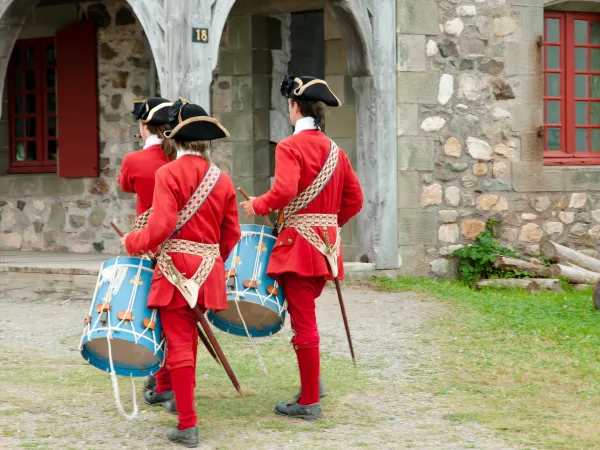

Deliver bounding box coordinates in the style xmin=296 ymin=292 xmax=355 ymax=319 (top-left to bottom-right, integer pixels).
xmin=0 ymin=285 xmax=514 ymax=449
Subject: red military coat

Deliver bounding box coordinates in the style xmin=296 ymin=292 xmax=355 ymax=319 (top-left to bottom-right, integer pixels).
xmin=117 ymin=143 xmax=170 ymax=216
xmin=252 ymin=129 xmax=364 ymax=281
xmin=125 ymin=155 xmax=241 ymax=311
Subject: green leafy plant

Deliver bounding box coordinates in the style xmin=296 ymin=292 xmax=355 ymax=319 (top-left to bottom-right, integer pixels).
xmin=452 ymin=219 xmax=530 ymax=286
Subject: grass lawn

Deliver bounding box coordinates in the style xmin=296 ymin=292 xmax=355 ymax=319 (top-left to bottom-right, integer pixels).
xmin=0 ymin=330 xmax=375 ymax=449
xmin=374 ymin=277 xmax=600 ymax=450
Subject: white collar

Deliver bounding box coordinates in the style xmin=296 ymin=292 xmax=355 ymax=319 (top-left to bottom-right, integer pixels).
xmin=177 ymin=149 xmax=207 ymax=159
xmin=143 ymin=135 xmax=163 ymax=149
xmin=293 ymin=117 xmax=318 ymax=135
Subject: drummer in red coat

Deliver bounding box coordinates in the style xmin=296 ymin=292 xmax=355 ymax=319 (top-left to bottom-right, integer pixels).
xmin=122 ymin=98 xmax=241 ymax=447
xmin=240 ymin=75 xmax=364 ymax=420
xmin=117 ymin=97 xmax=175 ymax=216
xmin=116 ymin=97 xmax=176 ymax=409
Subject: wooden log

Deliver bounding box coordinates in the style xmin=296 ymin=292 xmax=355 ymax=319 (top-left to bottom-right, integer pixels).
xmin=475 ymin=278 xmax=562 ymax=291
xmin=553 ymin=264 xmax=600 ymax=285
xmin=493 ymin=255 xmax=557 ymax=278
xmin=542 ymin=241 xmax=600 ymax=273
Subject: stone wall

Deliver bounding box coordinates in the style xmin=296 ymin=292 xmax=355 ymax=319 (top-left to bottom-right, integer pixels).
xmin=0 ymin=1 xmax=152 ymax=253
xmin=397 ymin=0 xmax=600 ymax=278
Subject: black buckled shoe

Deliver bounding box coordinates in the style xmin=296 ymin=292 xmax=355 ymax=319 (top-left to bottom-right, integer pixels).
xmin=166 ymin=426 xmax=200 ymax=448
xmin=144 ymin=375 xmax=156 ymax=392
xmin=292 ymin=377 xmax=327 ymax=403
xmin=144 ymin=389 xmax=178 ymax=415
xmin=275 ymin=400 xmax=322 ymax=421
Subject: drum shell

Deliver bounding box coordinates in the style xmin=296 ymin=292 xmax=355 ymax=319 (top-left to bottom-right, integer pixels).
xmin=208 ymin=224 xmax=286 ymax=337
xmin=80 ymin=256 xmax=165 ymax=377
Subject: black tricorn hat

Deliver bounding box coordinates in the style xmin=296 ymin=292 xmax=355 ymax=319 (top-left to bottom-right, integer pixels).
xmin=132 ymin=97 xmax=172 ymax=126
xmin=280 ymin=75 xmax=341 ymax=107
xmin=164 ymin=98 xmax=229 ymax=141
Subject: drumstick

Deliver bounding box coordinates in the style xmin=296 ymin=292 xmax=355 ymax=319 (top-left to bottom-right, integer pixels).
xmin=237 ymin=187 xmax=274 ymax=227
xmin=111 ymin=221 xmax=125 ymax=237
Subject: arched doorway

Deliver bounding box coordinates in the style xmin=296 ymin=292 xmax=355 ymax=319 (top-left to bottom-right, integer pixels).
xmin=208 ymin=0 xmax=398 ymax=268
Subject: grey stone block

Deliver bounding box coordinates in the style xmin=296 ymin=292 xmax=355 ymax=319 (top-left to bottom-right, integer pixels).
xmin=511 ymin=104 xmax=543 ymax=132
xmin=505 ymin=41 xmax=541 ymax=76
xmin=220 ymin=111 xmax=253 ymax=142
xmin=253 ymin=109 xmax=270 ymax=141
xmin=398 ymin=245 xmax=429 ymax=277
xmin=252 ymin=140 xmax=271 ymax=177
xmin=397 ymin=103 xmax=419 ymax=136
xmin=327 ymin=106 xmax=356 ymax=140
xmin=232 ymin=75 xmax=253 ymax=112
xmin=252 ymin=75 xmax=270 ymax=110
xmin=397 ymin=0 xmax=439 ymax=35
xmin=518 ymin=7 xmax=544 ymax=42
xmin=397 ymin=72 xmax=438 ymax=104
xmin=520 ymin=131 xmax=543 ymax=162
xmin=397 ymin=136 xmax=434 ymax=170
xmin=325 ymin=39 xmax=347 ymax=76
xmin=398 ymin=209 xmax=438 ymax=245
xmin=226 ymin=15 xmax=252 ymax=50
xmin=397 ymin=171 xmax=420 ymax=209
xmin=231 ymin=141 xmax=255 ymax=177
xmin=252 ymin=49 xmax=272 ymax=75
xmin=397 ymin=34 xmax=426 ymax=72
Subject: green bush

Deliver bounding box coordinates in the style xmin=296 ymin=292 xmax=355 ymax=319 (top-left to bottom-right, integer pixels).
xmin=452 ymin=220 xmax=532 ymax=286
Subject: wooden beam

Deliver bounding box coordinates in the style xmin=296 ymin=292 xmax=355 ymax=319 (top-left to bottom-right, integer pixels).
xmin=230 ymin=0 xmax=325 ymax=15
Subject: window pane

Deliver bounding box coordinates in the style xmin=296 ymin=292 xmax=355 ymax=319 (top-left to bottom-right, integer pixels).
xmin=14 ymin=95 xmax=24 ymax=114
xmin=576 ymin=48 xmax=588 ymax=71
xmin=592 ymin=22 xmax=600 ymax=44
xmin=15 ymin=142 xmax=24 ymax=161
xmin=14 ymin=118 xmax=24 ymax=138
xmin=592 ymin=129 xmax=600 ymax=151
xmin=547 ymin=74 xmax=560 ymax=96
xmin=48 ymin=140 xmax=57 ymax=161
xmin=27 ymin=141 xmax=36 ymax=161
xmin=592 ymin=49 xmax=600 ymax=71
xmin=47 ymin=116 xmax=57 ymax=137
xmin=592 ymin=102 xmax=600 ymax=124
xmin=547 ymin=101 xmax=561 ymax=124
xmin=547 ymin=128 xmax=561 ymax=150
xmin=576 ymin=102 xmax=588 ymax=124
xmin=26 ymin=94 xmax=35 ymax=113
xmin=47 ymin=93 xmax=56 ymax=113
xmin=546 ymin=46 xmax=560 ymax=69
xmin=577 ymin=128 xmax=589 ymax=151
xmin=46 ymin=44 xmax=56 ymax=66
xmin=547 ymin=18 xmax=560 ymax=42
xmin=576 ymin=20 xmax=588 ymax=44
xmin=12 ymin=48 xmax=22 ymax=67
xmin=576 ymin=75 xmax=588 ymax=97
xmin=592 ymin=75 xmax=600 ymax=98
xmin=25 ymin=70 xmax=35 ymax=90
xmin=47 ymin=69 xmax=55 ymax=89
xmin=25 ymin=47 xmax=35 ymax=67
xmin=26 ymin=118 xmax=36 ymax=137
xmin=13 ymin=71 xmax=23 ymax=91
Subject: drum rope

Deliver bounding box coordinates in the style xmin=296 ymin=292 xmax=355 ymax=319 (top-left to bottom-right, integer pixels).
xmin=106 ymin=331 xmax=139 ymax=420
xmin=236 ymin=229 xmax=269 ymax=376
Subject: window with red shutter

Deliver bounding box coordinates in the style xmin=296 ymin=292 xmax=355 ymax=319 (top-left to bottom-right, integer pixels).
xmin=7 ymin=38 xmax=58 ymax=173
xmin=544 ymin=12 xmax=600 ymax=165
xmin=56 ymin=19 xmax=99 ymax=178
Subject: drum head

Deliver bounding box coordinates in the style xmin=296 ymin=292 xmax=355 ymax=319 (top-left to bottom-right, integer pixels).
xmin=81 ymin=336 xmax=161 ymax=377
xmin=209 ymin=300 xmax=284 ymax=338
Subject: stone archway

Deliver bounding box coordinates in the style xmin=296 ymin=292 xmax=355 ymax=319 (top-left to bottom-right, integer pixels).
xmin=209 ymin=0 xmax=398 ymax=269
xmin=0 ymin=0 xmax=167 ymax=114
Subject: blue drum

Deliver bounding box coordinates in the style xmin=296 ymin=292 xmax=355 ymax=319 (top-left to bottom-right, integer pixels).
xmin=80 ymin=256 xmax=165 ymax=377
xmin=208 ymin=224 xmax=286 ymax=337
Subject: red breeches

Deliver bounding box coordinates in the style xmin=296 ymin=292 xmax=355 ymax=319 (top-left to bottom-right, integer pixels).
xmin=280 ymin=273 xmax=326 ymax=350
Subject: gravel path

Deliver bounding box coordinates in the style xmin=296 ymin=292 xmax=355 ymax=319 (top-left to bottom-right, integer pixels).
xmin=0 ymin=285 xmax=514 ymax=449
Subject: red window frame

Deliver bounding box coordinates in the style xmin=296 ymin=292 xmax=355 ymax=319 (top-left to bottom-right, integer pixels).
xmin=7 ymin=37 xmax=58 ymax=174
xmin=544 ymin=12 xmax=600 ymax=165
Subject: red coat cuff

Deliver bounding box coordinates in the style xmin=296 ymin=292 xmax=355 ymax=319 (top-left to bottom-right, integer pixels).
xmin=252 ymin=196 xmax=269 ymax=216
